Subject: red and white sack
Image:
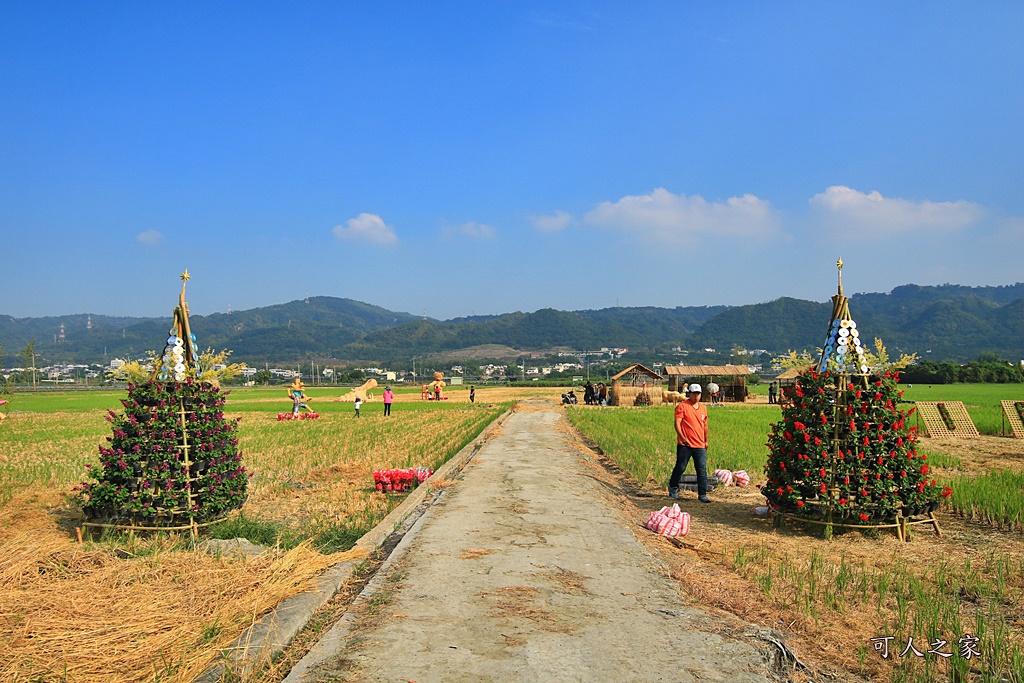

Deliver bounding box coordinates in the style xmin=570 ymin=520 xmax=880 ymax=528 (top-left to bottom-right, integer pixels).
xmin=645 ymin=509 xmax=666 ymax=531
xmin=674 ymin=511 xmax=690 ymax=536
xmin=733 ymin=470 xmax=751 ymax=487
xmin=645 ymin=505 xmax=690 ymax=537
xmin=658 ymin=516 xmax=682 ymax=536
xmin=713 ymin=469 xmax=733 ymax=486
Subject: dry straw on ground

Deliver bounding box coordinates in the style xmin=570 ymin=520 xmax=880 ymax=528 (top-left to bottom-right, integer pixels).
xmin=0 ymin=489 xmax=355 ymax=683
xmin=0 ymin=399 xmax=504 ymax=682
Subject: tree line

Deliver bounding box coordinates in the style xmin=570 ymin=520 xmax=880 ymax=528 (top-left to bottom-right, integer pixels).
xmin=899 ymin=354 xmax=1024 ymax=384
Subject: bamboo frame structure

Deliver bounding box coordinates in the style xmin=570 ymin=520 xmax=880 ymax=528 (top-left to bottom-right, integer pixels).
xmin=1000 ymin=400 xmax=1024 ymax=439
xmin=768 ymin=259 xmax=942 ymax=542
xmin=915 ymin=401 xmax=979 ymax=438
xmin=772 ymin=509 xmax=942 ymax=542
xmin=80 ymin=271 xmax=247 ymax=537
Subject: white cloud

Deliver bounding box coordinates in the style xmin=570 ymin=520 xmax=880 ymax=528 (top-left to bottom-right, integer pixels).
xmin=441 ymin=221 xmax=497 ymax=241
xmin=529 ymin=210 xmax=573 ymax=232
xmin=332 ymin=213 xmax=398 ymax=245
xmin=808 ymin=186 xmax=984 ymax=235
xmin=136 ymin=229 xmax=163 ymax=246
xmin=582 ymin=188 xmax=779 ymax=245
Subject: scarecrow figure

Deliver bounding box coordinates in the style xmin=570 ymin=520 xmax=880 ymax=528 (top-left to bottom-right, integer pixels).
xmin=429 ymin=371 xmax=445 ymax=400
xmin=288 ymin=378 xmax=313 ymax=414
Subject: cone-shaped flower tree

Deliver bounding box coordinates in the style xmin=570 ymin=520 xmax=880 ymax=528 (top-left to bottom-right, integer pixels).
xmin=761 ymin=260 xmax=950 ymax=528
xmin=79 ymin=271 xmax=247 ymax=528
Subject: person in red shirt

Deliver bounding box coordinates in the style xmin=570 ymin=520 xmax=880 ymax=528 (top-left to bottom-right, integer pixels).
xmin=669 ymin=383 xmax=711 ymax=503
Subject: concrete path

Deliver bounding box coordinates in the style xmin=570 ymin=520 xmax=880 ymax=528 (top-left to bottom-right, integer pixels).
xmin=285 ymin=402 xmax=771 ymax=683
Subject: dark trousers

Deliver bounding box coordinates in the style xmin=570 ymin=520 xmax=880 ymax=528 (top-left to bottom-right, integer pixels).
xmin=669 ymin=444 xmax=708 ymax=496
xmin=384 ymin=403 xmax=392 ymax=416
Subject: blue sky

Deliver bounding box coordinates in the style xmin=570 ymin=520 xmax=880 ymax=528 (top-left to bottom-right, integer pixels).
xmin=3 ymin=3 xmax=1023 ymax=320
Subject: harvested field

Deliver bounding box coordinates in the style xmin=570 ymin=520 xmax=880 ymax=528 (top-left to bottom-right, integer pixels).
xmin=0 ymin=390 xmax=507 ymax=682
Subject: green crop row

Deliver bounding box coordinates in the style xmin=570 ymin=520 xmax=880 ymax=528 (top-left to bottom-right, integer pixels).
xmin=730 ymin=543 xmax=1024 ymax=682
xmin=565 ymin=404 xmax=776 ymax=486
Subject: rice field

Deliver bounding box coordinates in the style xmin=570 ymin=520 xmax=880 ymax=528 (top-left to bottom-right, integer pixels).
xmin=4 ymin=382 xmax=1023 ymax=682
xmin=0 ymin=385 xmax=509 ymax=683
xmin=726 ymin=541 xmax=1024 ymax=682
xmin=566 ymin=404 xmax=775 ymax=484
xmin=568 ymin=391 xmax=1024 ymax=683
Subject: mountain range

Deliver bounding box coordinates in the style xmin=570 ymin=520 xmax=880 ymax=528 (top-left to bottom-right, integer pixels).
xmin=3 ymin=283 xmax=1024 ymax=366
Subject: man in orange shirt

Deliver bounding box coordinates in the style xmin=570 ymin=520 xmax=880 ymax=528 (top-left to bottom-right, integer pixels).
xmin=669 ymin=383 xmax=711 ymax=503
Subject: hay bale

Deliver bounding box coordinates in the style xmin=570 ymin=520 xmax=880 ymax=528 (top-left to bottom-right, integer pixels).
xmin=611 ymin=385 xmax=663 ymax=407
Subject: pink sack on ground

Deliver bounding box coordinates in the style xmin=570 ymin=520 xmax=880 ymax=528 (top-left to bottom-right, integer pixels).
xmin=645 ymin=508 xmax=690 ymax=537
xmin=733 ymin=470 xmax=751 ymax=487
xmin=677 ymin=511 xmax=690 ymax=536
xmin=645 ymin=510 xmax=666 ymax=532
xmin=713 ymin=469 xmax=733 ymax=486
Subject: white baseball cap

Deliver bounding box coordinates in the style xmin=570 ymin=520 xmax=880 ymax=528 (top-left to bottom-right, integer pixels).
xmin=687 ymin=383 xmax=702 ymax=393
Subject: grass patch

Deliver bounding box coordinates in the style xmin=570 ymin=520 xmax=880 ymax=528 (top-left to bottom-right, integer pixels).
xmin=207 ymin=512 xmax=301 ymax=549
xmin=948 ymin=469 xmax=1024 ymax=531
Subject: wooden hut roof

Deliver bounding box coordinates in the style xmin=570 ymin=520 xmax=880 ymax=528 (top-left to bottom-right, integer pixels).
xmin=775 ymin=364 xmax=816 ymax=380
xmin=663 ymin=365 xmax=750 ymax=376
xmin=610 ymin=363 xmax=663 ymax=382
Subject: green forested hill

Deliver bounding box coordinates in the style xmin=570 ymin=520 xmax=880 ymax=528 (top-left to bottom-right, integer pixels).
xmin=3 ymin=284 xmax=1024 ymax=365
xmin=339 ymin=306 xmax=727 ymax=361
xmin=0 ymin=297 xmax=419 ymax=365
xmin=689 ymin=284 xmax=1024 ymax=360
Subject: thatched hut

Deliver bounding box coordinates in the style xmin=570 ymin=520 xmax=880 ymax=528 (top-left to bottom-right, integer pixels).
xmin=663 ymin=365 xmax=750 ymax=403
xmin=774 ymin=364 xmax=816 ymax=405
xmin=609 ymin=364 xmax=663 ymax=406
